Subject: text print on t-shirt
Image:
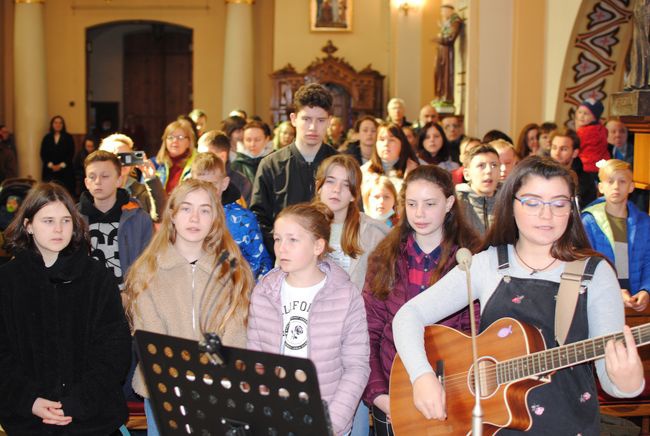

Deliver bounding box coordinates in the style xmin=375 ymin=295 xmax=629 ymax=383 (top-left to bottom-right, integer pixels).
xmin=280 ymin=277 xmax=325 ymax=357
xmin=283 ymin=300 xmax=312 ymax=351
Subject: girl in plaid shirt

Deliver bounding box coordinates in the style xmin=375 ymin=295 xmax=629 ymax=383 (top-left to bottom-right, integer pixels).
xmin=362 ymin=165 xmax=480 ymax=436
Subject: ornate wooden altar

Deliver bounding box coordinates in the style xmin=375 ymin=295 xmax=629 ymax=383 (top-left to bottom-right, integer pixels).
xmin=269 ymin=40 xmax=385 ymax=128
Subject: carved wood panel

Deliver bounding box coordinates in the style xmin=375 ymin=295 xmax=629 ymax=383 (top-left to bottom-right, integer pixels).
xmin=270 ymin=41 xmax=384 ymax=127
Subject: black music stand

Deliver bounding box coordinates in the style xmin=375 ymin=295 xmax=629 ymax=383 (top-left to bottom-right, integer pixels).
xmin=134 ymin=330 xmax=333 ymax=436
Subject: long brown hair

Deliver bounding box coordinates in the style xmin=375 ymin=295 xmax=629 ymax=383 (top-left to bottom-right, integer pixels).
xmin=368 ymin=165 xmax=480 ymax=300
xmin=515 ymin=123 xmax=540 ymax=159
xmin=482 ymin=155 xmax=601 ymax=261
xmin=368 ymin=122 xmax=417 ymax=178
xmin=124 ymin=179 xmax=253 ymax=334
xmin=314 ymin=154 xmax=363 ymax=258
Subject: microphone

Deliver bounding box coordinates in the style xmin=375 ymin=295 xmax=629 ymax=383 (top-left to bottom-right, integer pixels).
xmin=456 ymin=247 xmax=473 ymax=271
xmin=216 ymin=250 xmax=231 ymax=266
xmin=456 ymin=247 xmax=482 ymax=436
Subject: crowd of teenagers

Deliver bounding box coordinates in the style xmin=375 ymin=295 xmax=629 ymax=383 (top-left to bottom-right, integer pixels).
xmin=0 ymin=83 xmax=648 ymax=436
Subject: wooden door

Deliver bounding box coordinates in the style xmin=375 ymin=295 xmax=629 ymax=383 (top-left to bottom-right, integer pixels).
xmin=123 ymin=28 xmax=192 ymax=157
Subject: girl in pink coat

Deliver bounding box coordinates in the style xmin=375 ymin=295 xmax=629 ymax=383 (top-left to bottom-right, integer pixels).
xmin=247 ymin=202 xmax=370 ymax=436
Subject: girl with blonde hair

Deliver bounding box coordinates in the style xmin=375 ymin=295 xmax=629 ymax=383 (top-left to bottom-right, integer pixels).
xmin=362 ymin=175 xmax=399 ymax=228
xmin=125 ymin=179 xmax=254 ymax=435
xmin=273 ymin=121 xmax=296 ymax=150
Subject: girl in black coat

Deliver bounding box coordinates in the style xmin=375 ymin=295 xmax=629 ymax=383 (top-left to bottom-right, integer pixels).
xmin=41 ymin=116 xmax=76 ymax=196
xmin=0 ymin=182 xmax=131 ymax=435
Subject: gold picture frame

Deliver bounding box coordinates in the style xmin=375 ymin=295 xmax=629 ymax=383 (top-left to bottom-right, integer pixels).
xmin=310 ymin=0 xmax=352 ymax=32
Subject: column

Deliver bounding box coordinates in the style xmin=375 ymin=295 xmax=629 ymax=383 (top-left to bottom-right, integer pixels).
xmin=222 ymin=0 xmax=254 ymax=119
xmin=14 ymin=0 xmax=48 ymax=180
xmin=474 ymin=0 xmax=513 ymax=136
xmin=392 ymin=2 xmax=422 ymax=122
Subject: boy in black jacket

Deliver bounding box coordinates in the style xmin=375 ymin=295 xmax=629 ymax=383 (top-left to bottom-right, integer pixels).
xmin=250 ymin=84 xmax=338 ymax=258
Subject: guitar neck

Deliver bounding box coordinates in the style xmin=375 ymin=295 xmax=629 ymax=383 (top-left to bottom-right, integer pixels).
xmin=497 ymin=323 xmax=650 ymax=384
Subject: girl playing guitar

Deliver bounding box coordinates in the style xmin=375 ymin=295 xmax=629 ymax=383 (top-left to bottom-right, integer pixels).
xmin=393 ymin=156 xmax=644 ymax=434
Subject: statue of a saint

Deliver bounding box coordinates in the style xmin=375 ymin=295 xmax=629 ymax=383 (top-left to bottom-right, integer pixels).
xmin=626 ymin=0 xmax=650 ymax=89
xmin=434 ymin=4 xmax=463 ymax=104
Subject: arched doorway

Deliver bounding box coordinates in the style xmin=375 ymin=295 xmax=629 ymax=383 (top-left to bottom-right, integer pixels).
xmin=86 ymin=21 xmax=193 ymax=156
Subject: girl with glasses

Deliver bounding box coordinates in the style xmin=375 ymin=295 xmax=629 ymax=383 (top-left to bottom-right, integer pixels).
xmin=392 ymin=156 xmax=643 ymax=434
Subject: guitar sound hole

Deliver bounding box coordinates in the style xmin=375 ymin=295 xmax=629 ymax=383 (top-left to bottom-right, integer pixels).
xmin=468 ymin=358 xmax=498 ymax=397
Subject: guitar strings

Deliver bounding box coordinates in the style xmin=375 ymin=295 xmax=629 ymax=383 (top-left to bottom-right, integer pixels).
xmin=434 ymin=358 xmax=567 ymax=388
xmin=405 ymin=324 xmax=650 ymax=392
xmin=425 ymin=360 xmax=553 ymax=389
xmin=434 ymin=368 xmax=498 ymax=390
xmin=419 ymin=333 xmax=643 ymax=390
xmin=438 ymin=328 xmax=650 ymax=389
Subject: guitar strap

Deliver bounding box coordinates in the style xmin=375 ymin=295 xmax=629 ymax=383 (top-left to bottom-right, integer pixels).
xmin=555 ymin=259 xmax=589 ymax=346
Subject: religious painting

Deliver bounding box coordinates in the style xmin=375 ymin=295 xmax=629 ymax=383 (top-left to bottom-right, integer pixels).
xmin=311 ymin=0 xmax=352 ymax=32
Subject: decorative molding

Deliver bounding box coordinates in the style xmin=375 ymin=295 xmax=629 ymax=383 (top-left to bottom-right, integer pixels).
xmin=15 ymin=0 xmax=45 ymax=3
xmin=70 ymin=1 xmax=209 ymax=10
xmin=225 ymin=0 xmax=254 ymax=4
xmin=556 ymin=0 xmax=634 ymax=127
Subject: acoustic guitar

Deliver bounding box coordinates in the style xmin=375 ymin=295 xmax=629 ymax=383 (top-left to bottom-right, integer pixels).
xmin=389 ymin=317 xmax=650 ymax=435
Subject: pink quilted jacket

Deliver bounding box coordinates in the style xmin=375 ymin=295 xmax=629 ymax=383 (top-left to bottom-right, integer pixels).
xmin=247 ymin=260 xmax=370 ymax=435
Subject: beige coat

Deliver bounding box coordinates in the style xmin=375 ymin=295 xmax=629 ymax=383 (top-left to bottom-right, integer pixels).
xmin=131 ymin=245 xmax=247 ymax=397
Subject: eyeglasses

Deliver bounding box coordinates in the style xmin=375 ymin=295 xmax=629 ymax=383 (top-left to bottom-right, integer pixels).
xmin=514 ymin=196 xmax=573 ymax=217
xmin=166 ymin=135 xmax=189 ymax=142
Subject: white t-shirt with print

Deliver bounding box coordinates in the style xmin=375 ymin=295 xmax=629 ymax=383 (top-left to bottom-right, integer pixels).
xmin=280 ymin=277 xmax=326 ymax=358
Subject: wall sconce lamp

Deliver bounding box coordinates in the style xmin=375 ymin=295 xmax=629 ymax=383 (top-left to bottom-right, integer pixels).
xmin=395 ymin=0 xmax=422 ymax=16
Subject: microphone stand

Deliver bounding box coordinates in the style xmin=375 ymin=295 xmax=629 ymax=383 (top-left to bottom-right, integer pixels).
xmin=198 ymin=252 xmax=238 ymax=366
xmin=458 ymin=250 xmax=482 ymax=436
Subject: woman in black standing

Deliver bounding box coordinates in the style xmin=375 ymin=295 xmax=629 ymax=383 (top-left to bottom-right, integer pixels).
xmin=41 ymin=115 xmax=76 ymax=195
